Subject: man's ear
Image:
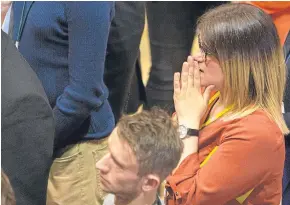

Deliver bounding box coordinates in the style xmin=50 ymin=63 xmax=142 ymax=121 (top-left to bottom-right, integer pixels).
xmin=141 ymin=174 xmax=160 ymax=192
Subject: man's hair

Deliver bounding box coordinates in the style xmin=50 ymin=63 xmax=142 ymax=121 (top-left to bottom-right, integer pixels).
xmin=1 ymin=170 xmax=16 ymax=205
xmin=197 ymin=3 xmax=289 ymax=134
xmin=117 ymin=108 xmax=183 ymax=181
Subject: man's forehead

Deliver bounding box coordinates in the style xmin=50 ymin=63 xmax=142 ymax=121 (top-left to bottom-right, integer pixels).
xmin=108 ymin=127 xmax=138 ymax=168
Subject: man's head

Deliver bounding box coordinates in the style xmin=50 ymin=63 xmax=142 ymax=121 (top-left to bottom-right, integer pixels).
xmin=96 ymin=108 xmax=183 ymax=199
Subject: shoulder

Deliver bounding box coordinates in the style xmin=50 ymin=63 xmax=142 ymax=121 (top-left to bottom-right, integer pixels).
xmin=222 ymin=110 xmax=284 ymax=148
xmin=1 ymin=31 xmax=50 ymax=108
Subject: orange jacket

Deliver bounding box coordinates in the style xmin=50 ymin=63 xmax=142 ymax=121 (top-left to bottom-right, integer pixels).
xmin=165 ymin=93 xmax=285 ymax=205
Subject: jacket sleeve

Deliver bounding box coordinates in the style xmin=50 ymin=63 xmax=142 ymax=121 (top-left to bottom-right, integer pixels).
xmin=52 ymin=2 xmax=114 ymax=140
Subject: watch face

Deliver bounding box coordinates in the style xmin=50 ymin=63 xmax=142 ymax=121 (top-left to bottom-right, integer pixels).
xmin=178 ymin=125 xmax=188 ymax=139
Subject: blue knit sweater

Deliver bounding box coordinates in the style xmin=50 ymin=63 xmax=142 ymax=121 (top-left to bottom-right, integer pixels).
xmin=12 ymin=1 xmax=115 ymax=148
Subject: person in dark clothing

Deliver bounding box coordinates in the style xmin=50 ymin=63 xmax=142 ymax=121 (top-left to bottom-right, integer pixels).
xmin=104 ymin=1 xmax=145 ymax=122
xmin=145 ymin=1 xmax=223 ymax=114
xmin=12 ymin=2 xmax=115 ymax=205
xmin=1 ymin=30 xmax=54 ymax=205
xmin=283 ymin=31 xmax=290 ymax=205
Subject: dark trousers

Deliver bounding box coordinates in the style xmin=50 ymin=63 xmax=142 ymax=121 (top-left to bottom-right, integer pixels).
xmin=145 ymin=1 xmax=223 ymax=114
xmin=104 ymin=1 xmax=145 ymax=122
xmin=284 ymin=32 xmax=290 ymax=113
xmin=126 ymin=56 xmax=147 ymax=114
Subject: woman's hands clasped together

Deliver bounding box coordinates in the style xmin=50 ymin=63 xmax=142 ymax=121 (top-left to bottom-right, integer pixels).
xmin=173 ymin=56 xmax=215 ymax=129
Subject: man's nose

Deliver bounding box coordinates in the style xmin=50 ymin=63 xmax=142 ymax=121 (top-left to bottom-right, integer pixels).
xmin=96 ymin=153 xmax=110 ymax=173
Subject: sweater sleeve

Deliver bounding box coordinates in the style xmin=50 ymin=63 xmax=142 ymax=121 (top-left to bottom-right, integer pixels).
xmin=166 ymin=118 xmax=284 ymax=205
xmin=53 ymin=2 xmax=114 ymax=139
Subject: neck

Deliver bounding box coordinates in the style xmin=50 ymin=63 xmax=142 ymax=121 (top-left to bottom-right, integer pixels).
xmin=217 ymin=91 xmax=229 ymax=108
xmin=115 ymin=190 xmax=157 ymax=205
xmin=217 ymin=91 xmax=223 ymax=104
xmin=209 ymin=92 xmax=227 ymax=117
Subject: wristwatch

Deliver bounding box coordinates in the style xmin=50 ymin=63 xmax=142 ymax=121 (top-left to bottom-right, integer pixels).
xmin=178 ymin=125 xmax=199 ymax=139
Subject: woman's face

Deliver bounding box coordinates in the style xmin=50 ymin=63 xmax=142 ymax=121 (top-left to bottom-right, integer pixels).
xmin=193 ymin=47 xmax=224 ymax=90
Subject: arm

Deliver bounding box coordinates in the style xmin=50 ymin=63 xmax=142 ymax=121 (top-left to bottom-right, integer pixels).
xmin=173 ymin=56 xmax=213 ymax=166
xmin=166 ymin=121 xmax=284 ymax=204
xmin=2 ymin=31 xmax=55 ymax=204
xmin=2 ymin=94 xmax=54 ymax=205
xmin=53 ymin=2 xmax=114 ymax=140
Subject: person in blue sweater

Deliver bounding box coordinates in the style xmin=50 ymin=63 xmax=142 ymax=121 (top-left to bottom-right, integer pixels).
xmin=12 ymin=2 xmax=115 ymax=205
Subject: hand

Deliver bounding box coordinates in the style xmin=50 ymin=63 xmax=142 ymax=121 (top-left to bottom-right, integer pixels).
xmin=173 ymin=56 xmax=215 ymax=128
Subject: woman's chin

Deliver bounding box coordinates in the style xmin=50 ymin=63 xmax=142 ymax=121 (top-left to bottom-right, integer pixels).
xmin=200 ymin=79 xmax=216 ymax=88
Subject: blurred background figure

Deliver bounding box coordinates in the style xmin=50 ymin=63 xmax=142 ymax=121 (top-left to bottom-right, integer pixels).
xmin=104 ymin=1 xmax=145 ymax=123
xmin=145 ymin=1 xmax=223 ymax=114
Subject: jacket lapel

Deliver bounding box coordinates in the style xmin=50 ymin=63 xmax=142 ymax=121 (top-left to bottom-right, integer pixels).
xmin=11 ymin=1 xmax=34 ymax=42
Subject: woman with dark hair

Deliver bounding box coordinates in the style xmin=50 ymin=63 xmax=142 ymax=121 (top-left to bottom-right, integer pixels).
xmin=167 ymin=3 xmax=288 ymax=205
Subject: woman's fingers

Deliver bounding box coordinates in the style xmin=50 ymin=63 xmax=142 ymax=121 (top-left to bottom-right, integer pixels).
xmin=193 ymin=60 xmax=201 ymax=92
xmin=176 ymin=58 xmax=200 ymax=96
xmin=174 ymin=72 xmax=181 ymax=96
xmin=187 ymin=56 xmax=194 ymax=86
xmin=181 ymin=62 xmax=189 ymax=92
xmin=187 ymin=56 xmax=194 ymax=68
xmin=192 ymin=54 xmax=204 ymax=63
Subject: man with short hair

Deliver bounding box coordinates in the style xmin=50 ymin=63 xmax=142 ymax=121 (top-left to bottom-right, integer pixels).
xmin=96 ymin=108 xmax=183 ymax=205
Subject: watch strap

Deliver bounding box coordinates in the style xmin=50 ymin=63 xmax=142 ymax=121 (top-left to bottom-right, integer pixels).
xmin=187 ymin=128 xmax=199 ymax=137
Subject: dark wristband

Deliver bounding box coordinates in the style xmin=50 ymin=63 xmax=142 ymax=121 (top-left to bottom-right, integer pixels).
xmin=187 ymin=129 xmax=199 ymax=137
